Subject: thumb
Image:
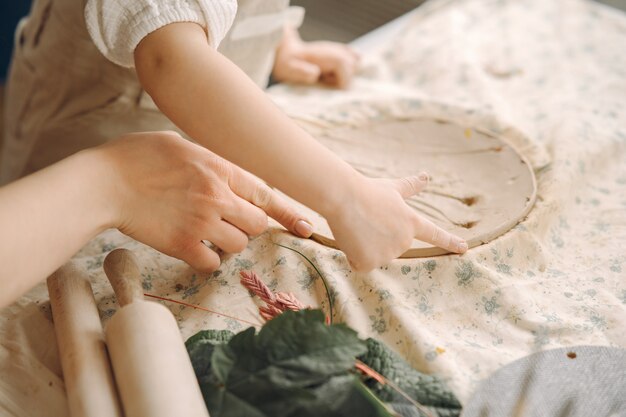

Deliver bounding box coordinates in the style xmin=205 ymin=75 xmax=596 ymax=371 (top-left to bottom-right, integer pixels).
xmin=394 ymin=172 xmax=429 ymax=199
xmin=284 ymin=59 xmax=321 ymax=84
xmin=177 ymin=242 xmax=221 ymax=273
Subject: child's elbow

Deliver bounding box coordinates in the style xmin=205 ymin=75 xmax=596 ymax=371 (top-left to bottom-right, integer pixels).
xmin=134 ymin=36 xmax=167 ymax=94
xmin=133 ymin=22 xmax=208 ymax=95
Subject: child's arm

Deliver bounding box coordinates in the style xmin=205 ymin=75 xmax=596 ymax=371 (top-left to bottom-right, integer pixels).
xmin=0 ymin=131 xmax=309 ymax=308
xmin=134 ymin=23 xmax=467 ymax=271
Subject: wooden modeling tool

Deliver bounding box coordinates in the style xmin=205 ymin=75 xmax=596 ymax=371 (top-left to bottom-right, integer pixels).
xmin=47 ymin=262 xmax=123 ymax=417
xmin=103 ymin=248 xmax=209 ymax=417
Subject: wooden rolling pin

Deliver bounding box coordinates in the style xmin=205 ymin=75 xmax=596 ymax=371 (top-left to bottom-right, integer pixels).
xmin=47 ymin=262 xmax=123 ymax=417
xmin=103 ymin=248 xmax=209 ymax=417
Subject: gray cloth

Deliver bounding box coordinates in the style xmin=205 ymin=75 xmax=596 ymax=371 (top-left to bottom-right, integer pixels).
xmin=463 ymin=346 xmax=626 ymax=417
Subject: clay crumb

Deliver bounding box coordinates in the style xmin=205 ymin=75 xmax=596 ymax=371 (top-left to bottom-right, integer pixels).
xmin=460 ymin=221 xmax=478 ymax=229
xmin=461 ymin=196 xmax=478 ymax=206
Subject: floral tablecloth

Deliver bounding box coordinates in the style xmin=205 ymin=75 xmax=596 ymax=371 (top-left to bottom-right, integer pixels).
xmin=2 ymin=0 xmax=625 ymax=415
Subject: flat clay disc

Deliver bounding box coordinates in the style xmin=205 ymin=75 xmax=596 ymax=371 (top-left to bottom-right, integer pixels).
xmin=278 ymin=118 xmax=536 ymax=258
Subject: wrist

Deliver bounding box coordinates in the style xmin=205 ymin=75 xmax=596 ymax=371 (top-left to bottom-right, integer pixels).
xmin=275 ymin=26 xmax=304 ymax=62
xmin=281 ymin=25 xmax=302 ymax=46
xmin=316 ymin=165 xmax=366 ymax=220
xmin=72 ymin=147 xmax=123 ymax=233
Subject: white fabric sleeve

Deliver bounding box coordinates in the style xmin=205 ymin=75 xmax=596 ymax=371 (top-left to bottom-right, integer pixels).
xmin=85 ymin=0 xmax=237 ymax=68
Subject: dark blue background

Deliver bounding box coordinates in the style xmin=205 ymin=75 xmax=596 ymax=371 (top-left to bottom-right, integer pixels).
xmin=1 ymin=1 xmax=32 ymax=81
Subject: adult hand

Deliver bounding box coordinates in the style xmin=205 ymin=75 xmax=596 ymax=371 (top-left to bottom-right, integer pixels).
xmin=99 ymin=131 xmax=312 ymax=272
xmin=272 ymin=26 xmax=359 ymax=88
xmin=325 ymin=173 xmax=467 ymax=271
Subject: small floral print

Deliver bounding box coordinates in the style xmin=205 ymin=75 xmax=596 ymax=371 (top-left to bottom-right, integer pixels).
xmin=456 ymin=261 xmax=482 ymax=287
xmin=377 ymin=289 xmax=391 ymax=301
xmin=369 ymin=307 xmax=387 ymax=334
xmin=481 ymin=296 xmax=501 ymax=316
xmin=532 ymin=325 xmax=551 ymax=350
xmin=424 ymin=260 xmax=437 ymax=272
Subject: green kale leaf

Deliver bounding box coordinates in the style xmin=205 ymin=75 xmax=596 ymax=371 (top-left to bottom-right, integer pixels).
xmin=186 ymin=310 xmax=393 ymax=417
xmin=359 ymin=338 xmax=461 ymax=417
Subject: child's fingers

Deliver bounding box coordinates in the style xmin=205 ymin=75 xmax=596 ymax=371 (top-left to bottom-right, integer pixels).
xmin=295 ymin=42 xmax=358 ymax=88
xmin=412 ymin=215 xmax=468 ymax=254
xmin=329 ymin=60 xmax=351 ymax=88
xmin=285 ymin=59 xmax=321 ymax=84
xmin=332 ymin=53 xmax=359 ymax=88
xmin=176 ymin=241 xmax=221 ymax=273
xmin=348 ymin=46 xmax=361 ymax=62
xmin=393 ymin=173 xmax=429 ymax=199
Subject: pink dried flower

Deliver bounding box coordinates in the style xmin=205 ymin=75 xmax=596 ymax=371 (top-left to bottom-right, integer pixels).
xmin=259 ymin=305 xmax=283 ymax=321
xmin=240 ymin=270 xmax=275 ymax=305
xmin=275 ymin=292 xmax=304 ymax=311
xmin=240 ymin=270 xmax=308 ymax=322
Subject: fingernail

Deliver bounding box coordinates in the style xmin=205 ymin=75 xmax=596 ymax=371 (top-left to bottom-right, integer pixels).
xmin=419 ymin=172 xmax=429 ymax=182
xmin=457 ymin=241 xmax=468 ymax=253
xmin=295 ymin=220 xmax=313 ymax=237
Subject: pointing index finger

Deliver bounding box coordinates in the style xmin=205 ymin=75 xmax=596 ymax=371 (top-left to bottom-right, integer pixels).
xmin=412 ymin=214 xmax=468 ymax=254
xmin=229 ymin=166 xmax=313 ymax=238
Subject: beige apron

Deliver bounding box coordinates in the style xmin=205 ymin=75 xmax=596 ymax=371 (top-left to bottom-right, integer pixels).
xmin=0 ymin=0 xmax=303 ymax=185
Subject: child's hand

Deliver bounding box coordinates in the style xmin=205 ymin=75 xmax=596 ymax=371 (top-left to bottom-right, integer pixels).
xmin=325 ymin=174 xmax=468 ymax=271
xmin=272 ymin=26 xmax=359 ymax=88
xmin=99 ymin=131 xmax=312 ymax=272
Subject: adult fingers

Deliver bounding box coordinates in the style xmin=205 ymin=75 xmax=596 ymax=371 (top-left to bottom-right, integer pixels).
xmin=177 ymin=241 xmax=221 ymax=273
xmin=229 ymin=168 xmax=313 ymax=238
xmin=263 ymin=191 xmax=314 ymax=238
xmin=221 ymin=194 xmax=268 ymax=236
xmin=413 ymin=215 xmax=468 ymax=254
xmin=393 ymin=173 xmax=430 ymax=199
xmin=207 ymin=220 xmax=250 ymax=253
